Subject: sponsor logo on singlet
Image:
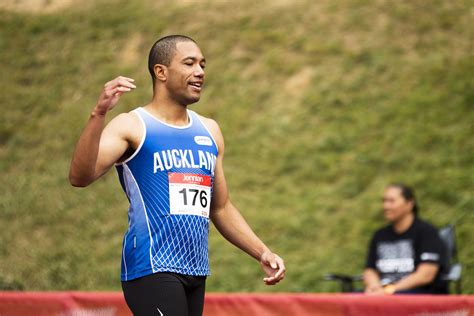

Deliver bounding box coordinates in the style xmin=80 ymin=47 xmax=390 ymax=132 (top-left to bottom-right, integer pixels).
xmin=194 ymin=136 xmax=213 ymax=146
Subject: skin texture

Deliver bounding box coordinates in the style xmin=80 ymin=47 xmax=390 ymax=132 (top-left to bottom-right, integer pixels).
xmin=363 ymin=186 xmax=438 ymax=295
xmin=69 ymin=40 xmax=285 ymax=286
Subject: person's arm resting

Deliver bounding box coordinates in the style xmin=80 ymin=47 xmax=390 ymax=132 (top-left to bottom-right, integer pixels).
xmin=363 ymin=268 xmax=384 ymax=294
xmin=390 ymin=263 xmax=439 ymax=293
xmin=363 ymin=235 xmax=385 ymax=294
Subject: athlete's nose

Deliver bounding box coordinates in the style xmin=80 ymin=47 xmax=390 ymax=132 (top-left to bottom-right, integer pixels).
xmin=194 ymin=64 xmax=205 ymax=78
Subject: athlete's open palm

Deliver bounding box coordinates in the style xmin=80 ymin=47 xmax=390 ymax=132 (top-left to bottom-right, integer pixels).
xmin=96 ymin=76 xmax=136 ymax=114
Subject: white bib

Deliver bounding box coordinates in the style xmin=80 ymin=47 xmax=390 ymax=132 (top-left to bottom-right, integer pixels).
xmin=168 ymin=173 xmax=211 ymax=218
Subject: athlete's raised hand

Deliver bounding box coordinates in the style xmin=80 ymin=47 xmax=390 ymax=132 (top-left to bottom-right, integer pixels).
xmin=94 ymin=76 xmax=136 ymax=115
xmin=260 ymin=251 xmax=286 ymax=285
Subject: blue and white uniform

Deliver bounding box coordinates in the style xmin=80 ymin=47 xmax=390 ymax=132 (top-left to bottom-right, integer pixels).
xmin=116 ymin=107 xmax=218 ymax=281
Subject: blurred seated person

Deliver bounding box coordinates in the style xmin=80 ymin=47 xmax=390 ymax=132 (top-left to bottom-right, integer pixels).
xmin=363 ymin=183 xmax=449 ymax=294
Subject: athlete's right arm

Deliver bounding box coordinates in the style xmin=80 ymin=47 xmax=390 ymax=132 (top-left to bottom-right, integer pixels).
xmin=69 ymin=76 xmax=136 ymax=187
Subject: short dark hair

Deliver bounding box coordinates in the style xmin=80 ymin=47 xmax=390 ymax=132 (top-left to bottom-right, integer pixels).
xmin=388 ymin=183 xmax=419 ymax=216
xmin=148 ymin=35 xmax=196 ymax=83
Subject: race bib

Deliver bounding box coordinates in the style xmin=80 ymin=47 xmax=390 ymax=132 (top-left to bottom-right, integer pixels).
xmin=169 ymin=173 xmax=211 ymax=218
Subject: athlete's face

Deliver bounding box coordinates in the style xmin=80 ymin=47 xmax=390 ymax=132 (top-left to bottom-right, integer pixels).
xmin=382 ymin=186 xmax=414 ymax=223
xmin=166 ymin=41 xmax=206 ymax=106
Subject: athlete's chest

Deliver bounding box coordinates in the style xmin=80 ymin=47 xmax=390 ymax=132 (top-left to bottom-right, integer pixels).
xmin=128 ymin=125 xmax=216 ymax=173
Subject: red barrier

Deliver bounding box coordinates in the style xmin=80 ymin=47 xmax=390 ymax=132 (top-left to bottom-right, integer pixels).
xmin=205 ymin=294 xmax=474 ymax=316
xmin=0 ymin=292 xmax=473 ymax=316
xmin=0 ymin=292 xmax=131 ymax=316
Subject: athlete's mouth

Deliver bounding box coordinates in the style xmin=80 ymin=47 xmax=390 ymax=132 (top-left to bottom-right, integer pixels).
xmin=188 ymin=81 xmax=203 ymax=91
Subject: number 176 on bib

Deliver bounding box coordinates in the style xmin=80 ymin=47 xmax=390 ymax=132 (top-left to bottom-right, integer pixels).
xmin=168 ymin=173 xmax=212 ymax=218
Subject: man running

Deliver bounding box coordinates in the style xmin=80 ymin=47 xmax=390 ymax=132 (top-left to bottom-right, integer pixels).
xmin=69 ymin=35 xmax=285 ymax=316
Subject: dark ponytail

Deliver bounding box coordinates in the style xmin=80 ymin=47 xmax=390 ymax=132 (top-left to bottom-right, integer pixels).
xmin=389 ymin=183 xmax=419 ymax=217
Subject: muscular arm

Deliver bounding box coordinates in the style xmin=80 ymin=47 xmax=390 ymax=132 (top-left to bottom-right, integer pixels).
xmin=204 ymin=117 xmax=285 ymax=285
xmin=69 ymin=76 xmax=137 ymax=187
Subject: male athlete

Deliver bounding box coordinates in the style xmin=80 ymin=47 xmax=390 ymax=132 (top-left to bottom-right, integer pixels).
xmin=69 ymin=35 xmax=285 ymax=316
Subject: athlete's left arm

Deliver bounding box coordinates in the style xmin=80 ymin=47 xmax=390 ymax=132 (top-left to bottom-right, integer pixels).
xmin=203 ymin=117 xmax=286 ymax=285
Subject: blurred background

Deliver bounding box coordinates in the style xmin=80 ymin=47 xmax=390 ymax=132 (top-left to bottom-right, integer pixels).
xmin=0 ymin=0 xmax=472 ymax=293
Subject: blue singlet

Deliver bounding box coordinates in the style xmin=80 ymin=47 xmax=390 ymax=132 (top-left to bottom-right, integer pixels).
xmin=116 ymin=107 xmax=218 ymax=281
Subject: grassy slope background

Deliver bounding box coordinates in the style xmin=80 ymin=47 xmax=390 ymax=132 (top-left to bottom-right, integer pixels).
xmin=0 ymin=0 xmax=472 ymax=293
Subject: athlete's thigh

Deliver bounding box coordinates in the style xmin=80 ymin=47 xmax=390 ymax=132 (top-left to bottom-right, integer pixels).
xmin=122 ymin=273 xmax=188 ymax=316
xmin=187 ymin=277 xmax=206 ymax=316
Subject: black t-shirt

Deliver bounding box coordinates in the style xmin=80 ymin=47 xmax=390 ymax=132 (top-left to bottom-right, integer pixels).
xmin=366 ymin=218 xmax=449 ymax=294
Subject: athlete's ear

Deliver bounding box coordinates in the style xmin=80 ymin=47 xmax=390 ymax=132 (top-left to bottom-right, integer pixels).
xmin=154 ymin=64 xmax=167 ymax=82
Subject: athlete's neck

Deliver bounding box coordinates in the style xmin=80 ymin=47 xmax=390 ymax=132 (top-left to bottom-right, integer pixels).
xmin=145 ymin=98 xmax=189 ymax=126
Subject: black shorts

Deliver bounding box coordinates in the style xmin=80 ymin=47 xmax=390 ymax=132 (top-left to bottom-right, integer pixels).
xmin=121 ymin=272 xmax=207 ymax=316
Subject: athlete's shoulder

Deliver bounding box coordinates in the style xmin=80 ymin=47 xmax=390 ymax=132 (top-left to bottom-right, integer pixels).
xmin=109 ymin=108 xmax=141 ymax=127
xmin=105 ymin=108 xmax=143 ymax=144
xmin=193 ymin=111 xmax=219 ymax=129
xmin=193 ymin=111 xmax=223 ymax=144
xmin=106 ymin=112 xmax=138 ymax=133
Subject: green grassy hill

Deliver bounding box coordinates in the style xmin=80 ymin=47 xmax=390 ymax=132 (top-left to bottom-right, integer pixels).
xmin=1 ymin=0 xmax=472 ymax=293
